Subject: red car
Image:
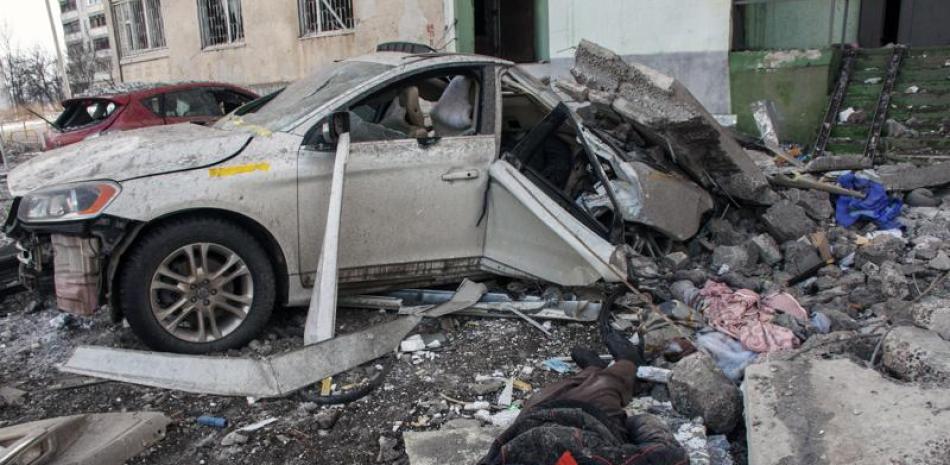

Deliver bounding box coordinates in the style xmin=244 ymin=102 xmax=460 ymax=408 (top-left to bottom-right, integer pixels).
xmin=44 ymin=82 xmax=258 ymax=150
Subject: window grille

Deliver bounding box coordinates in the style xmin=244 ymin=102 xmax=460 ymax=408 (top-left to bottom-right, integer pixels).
xmin=198 ymin=0 xmax=245 ymax=48
xmin=93 ymin=37 xmax=111 ymax=51
xmin=61 ymin=1 xmax=77 ymax=12
xmin=299 ymin=0 xmax=354 ymax=37
xmin=89 ymin=13 xmax=107 ymax=29
xmin=112 ymin=0 xmax=166 ymax=55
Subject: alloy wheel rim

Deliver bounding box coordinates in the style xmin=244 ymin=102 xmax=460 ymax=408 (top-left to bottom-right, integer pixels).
xmin=149 ymin=242 xmax=254 ymax=343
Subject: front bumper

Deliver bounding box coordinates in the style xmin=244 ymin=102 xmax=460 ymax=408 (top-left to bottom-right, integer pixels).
xmin=6 ymin=201 xmax=136 ymax=316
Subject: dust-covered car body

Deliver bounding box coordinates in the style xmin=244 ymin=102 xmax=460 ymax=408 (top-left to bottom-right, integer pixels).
xmin=5 ymin=51 xmax=708 ymax=353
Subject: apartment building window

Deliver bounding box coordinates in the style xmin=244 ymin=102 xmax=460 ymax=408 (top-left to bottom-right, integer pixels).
xmin=299 ymin=0 xmax=354 ymax=37
xmin=88 ymin=0 xmax=102 ymax=5
xmin=89 ymin=13 xmax=107 ymax=29
xmin=198 ymin=0 xmax=245 ymax=48
xmin=93 ymin=37 xmax=111 ymax=51
xmin=63 ymin=20 xmax=81 ymax=34
xmin=67 ymin=43 xmax=85 ymax=59
xmin=61 ymin=0 xmax=77 ymax=12
xmin=112 ymin=0 xmax=166 ymax=55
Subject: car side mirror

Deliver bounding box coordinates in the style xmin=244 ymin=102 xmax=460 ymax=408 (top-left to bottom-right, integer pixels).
xmin=306 ymin=111 xmax=350 ymax=150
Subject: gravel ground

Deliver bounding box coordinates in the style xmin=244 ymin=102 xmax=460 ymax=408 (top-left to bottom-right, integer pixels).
xmin=0 ymin=288 xmax=608 ymax=464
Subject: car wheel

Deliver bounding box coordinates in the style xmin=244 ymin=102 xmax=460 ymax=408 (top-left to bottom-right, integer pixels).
xmin=119 ymin=217 xmax=275 ymax=354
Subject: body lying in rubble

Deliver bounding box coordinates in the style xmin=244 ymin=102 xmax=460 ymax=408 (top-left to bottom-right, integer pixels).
xmin=479 ymin=333 xmax=688 ymax=465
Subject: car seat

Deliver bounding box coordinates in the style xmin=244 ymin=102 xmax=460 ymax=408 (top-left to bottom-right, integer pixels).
xmin=430 ymin=76 xmax=475 ymax=137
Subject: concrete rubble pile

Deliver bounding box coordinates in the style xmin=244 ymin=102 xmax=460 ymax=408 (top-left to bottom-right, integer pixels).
xmin=4 ymin=42 xmax=950 ymax=465
xmin=397 ymin=43 xmax=950 ymax=464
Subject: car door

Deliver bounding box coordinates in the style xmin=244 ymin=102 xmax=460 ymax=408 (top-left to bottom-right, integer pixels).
xmin=162 ymin=87 xmax=225 ymax=126
xmin=297 ymin=64 xmax=498 ymax=289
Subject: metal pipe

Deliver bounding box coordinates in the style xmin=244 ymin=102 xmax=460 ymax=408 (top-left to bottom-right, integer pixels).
xmin=44 ymin=0 xmax=71 ymax=99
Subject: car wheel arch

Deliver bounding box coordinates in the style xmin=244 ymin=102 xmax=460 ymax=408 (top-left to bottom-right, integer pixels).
xmin=106 ymin=208 xmax=289 ymax=321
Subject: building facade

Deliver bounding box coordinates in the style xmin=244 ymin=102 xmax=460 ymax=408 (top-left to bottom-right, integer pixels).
xmin=104 ymin=0 xmax=448 ymax=93
xmin=59 ymin=0 xmax=117 ymax=88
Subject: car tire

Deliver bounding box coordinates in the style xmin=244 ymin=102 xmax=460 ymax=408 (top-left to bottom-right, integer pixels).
xmin=119 ymin=217 xmax=275 ymax=354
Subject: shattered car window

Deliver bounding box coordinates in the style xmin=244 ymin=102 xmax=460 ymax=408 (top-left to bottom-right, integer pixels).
xmin=53 ymin=98 xmax=120 ymax=131
xmin=219 ymin=61 xmax=394 ymax=131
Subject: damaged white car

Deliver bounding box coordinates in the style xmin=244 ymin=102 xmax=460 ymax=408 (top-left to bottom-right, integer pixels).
xmin=6 ymin=50 xmax=715 ymax=354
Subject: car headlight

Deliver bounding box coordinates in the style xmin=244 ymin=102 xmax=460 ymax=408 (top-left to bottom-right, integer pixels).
xmin=18 ymin=181 xmax=121 ymax=223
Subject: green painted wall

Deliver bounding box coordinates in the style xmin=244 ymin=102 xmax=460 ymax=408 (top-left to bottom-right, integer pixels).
xmin=730 ymin=49 xmax=839 ymax=145
xmin=535 ymin=0 xmax=549 ymax=61
xmin=454 ymin=0 xmax=475 ymax=53
xmin=744 ymin=0 xmax=861 ymax=50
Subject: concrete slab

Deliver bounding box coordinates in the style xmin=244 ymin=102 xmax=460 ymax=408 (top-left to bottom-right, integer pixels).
xmin=403 ymin=426 xmax=502 ymax=465
xmin=743 ymin=358 xmax=950 ymax=465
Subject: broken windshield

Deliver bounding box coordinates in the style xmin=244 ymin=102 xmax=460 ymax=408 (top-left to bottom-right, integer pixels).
xmin=217 ymin=60 xmax=394 ymax=132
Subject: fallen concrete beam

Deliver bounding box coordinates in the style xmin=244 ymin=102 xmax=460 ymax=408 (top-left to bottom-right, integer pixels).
xmin=802 ymin=155 xmax=873 ymax=173
xmin=744 ymin=358 xmax=950 ymax=465
xmin=571 ymin=40 xmax=776 ymax=204
xmin=877 ymin=161 xmax=950 ymax=191
xmin=304 ymin=132 xmax=351 ymax=345
xmin=62 ymin=316 xmax=422 ymax=398
xmin=61 ymin=279 xmax=487 ymax=397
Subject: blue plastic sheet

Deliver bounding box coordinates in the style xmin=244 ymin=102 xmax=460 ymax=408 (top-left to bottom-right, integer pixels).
xmin=835 ymin=172 xmax=903 ymax=229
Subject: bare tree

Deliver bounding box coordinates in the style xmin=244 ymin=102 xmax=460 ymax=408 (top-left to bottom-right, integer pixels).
xmin=66 ymin=44 xmax=112 ymax=95
xmin=0 ymin=22 xmax=64 ymax=106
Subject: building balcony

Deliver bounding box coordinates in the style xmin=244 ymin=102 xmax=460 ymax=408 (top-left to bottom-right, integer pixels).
xmin=95 ymin=49 xmax=113 ymax=59
xmin=85 ymin=2 xmax=104 ymax=13
xmin=89 ymin=26 xmax=109 ymax=37
xmin=60 ymin=9 xmax=79 ymax=22
xmin=64 ymin=32 xmax=83 ymax=44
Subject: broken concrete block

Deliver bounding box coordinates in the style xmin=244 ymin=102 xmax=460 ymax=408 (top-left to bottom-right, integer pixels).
xmin=910 ymin=296 xmax=950 ymax=340
xmin=744 ymin=358 xmax=950 ymax=465
xmin=866 ymin=261 xmax=909 ymax=300
xmin=782 ymin=189 xmax=833 ymax=221
xmin=929 ymin=251 xmax=950 ymax=270
xmin=663 ymin=251 xmax=690 ymax=269
xmin=855 ymin=234 xmax=905 ymax=267
xmin=572 ymin=40 xmax=775 ymax=204
xmin=781 ymin=240 xmax=823 ymax=278
xmin=882 ymin=326 xmax=950 ymax=383
xmin=905 ymin=188 xmax=941 ymax=207
xmin=707 ymin=218 xmax=746 ymax=246
xmin=669 ymin=352 xmax=741 ymax=434
xmin=750 ymin=233 xmax=782 ymax=265
xmin=711 ymin=245 xmax=755 ymax=273
xmin=404 ymin=426 xmax=503 ymax=465
xmin=761 ymin=201 xmax=817 ymax=243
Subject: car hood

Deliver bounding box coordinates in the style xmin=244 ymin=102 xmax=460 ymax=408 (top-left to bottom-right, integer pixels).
xmin=8 ymin=123 xmax=252 ymax=196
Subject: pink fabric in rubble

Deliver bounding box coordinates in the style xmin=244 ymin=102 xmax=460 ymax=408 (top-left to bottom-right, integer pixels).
xmin=699 ymin=281 xmax=808 ymax=353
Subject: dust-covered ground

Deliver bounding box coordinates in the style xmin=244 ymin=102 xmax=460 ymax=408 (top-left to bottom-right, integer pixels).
xmin=0 ymin=287 xmax=609 ymax=464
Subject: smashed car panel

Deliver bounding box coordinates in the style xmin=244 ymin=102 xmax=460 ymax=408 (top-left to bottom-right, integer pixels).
xmin=7 ymin=123 xmax=252 ymax=196
xmin=484 ymin=160 xmax=626 ymax=286
xmin=0 ymin=412 xmax=169 ymax=465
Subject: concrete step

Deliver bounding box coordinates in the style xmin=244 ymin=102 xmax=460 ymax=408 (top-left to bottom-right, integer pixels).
xmin=830 ymin=123 xmax=870 ymax=139
xmin=894 ymin=67 xmax=950 ymax=83
xmin=884 ymin=135 xmax=950 ymax=153
xmin=826 ymin=141 xmax=865 ymax=155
